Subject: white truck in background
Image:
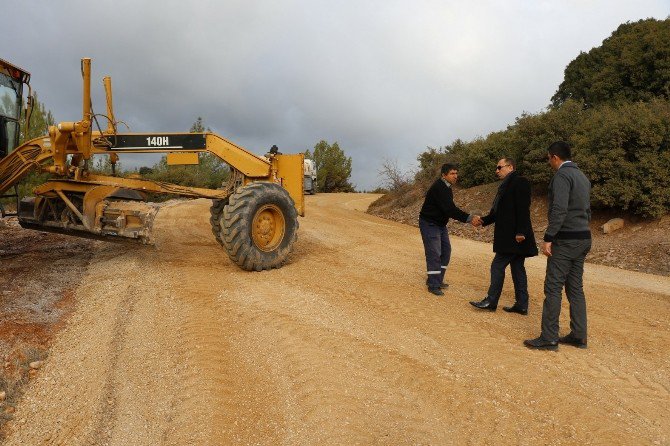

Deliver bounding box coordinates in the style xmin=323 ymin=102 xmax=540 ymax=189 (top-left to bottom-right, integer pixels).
xmin=304 ymin=159 xmax=317 ymax=195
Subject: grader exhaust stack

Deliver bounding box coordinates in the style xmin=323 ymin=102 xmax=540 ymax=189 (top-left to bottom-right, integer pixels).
xmin=0 ymin=58 xmax=304 ymax=271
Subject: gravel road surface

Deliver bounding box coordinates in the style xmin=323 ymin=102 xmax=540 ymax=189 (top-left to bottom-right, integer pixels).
xmin=3 ymin=193 xmax=669 ymax=445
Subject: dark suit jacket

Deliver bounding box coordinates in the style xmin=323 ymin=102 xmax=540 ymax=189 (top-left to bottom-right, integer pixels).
xmin=481 ymin=172 xmax=538 ymax=257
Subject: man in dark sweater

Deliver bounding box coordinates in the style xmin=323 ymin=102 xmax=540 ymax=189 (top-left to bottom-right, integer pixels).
xmin=419 ymin=163 xmax=473 ymax=296
xmin=525 ymin=141 xmax=592 ymax=350
xmin=469 ymin=157 xmax=538 ymax=314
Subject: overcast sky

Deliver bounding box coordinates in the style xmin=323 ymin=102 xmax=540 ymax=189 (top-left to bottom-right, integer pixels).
xmin=3 ymin=1 xmax=669 ymax=189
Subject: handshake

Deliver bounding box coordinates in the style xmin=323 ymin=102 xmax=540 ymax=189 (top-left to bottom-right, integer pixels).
xmin=471 ymin=215 xmax=483 ymax=227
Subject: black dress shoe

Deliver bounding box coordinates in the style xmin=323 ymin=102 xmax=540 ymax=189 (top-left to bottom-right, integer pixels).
xmin=523 ymin=336 xmax=558 ymax=351
xmin=469 ymin=297 xmax=497 ymax=311
xmin=558 ymin=333 xmax=587 ymax=349
xmin=503 ymin=305 xmax=528 ymax=315
xmin=428 ymin=288 xmax=444 ymax=296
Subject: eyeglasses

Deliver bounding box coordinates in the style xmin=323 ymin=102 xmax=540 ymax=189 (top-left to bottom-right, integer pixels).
xmin=496 ymin=164 xmax=510 ymax=170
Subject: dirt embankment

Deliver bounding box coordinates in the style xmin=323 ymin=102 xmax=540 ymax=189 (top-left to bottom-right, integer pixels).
xmin=0 ymin=194 xmax=669 ymax=445
xmin=368 ymin=182 xmax=670 ymax=276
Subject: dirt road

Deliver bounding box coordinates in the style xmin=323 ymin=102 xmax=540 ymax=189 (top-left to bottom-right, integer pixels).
xmin=3 ymin=194 xmax=669 ymax=445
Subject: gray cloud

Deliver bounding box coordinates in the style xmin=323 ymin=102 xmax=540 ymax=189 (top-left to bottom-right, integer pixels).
xmin=3 ymin=0 xmax=668 ymax=189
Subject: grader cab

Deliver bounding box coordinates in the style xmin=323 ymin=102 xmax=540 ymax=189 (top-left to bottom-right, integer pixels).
xmin=0 ymin=58 xmax=304 ymax=271
xmin=0 ymin=58 xmax=31 ymax=217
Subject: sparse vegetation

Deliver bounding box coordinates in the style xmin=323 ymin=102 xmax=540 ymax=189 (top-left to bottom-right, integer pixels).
xmin=377 ymin=158 xmax=411 ymax=192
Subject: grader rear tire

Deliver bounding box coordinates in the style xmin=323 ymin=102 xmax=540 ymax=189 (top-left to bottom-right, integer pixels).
xmin=213 ymin=182 xmax=298 ymax=271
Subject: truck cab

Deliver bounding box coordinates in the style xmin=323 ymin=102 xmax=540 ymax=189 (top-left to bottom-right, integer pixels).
xmin=0 ymin=58 xmax=30 ymax=159
xmin=304 ymin=158 xmax=317 ymax=195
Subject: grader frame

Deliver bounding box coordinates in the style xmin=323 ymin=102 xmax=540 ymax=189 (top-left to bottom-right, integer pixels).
xmin=0 ymin=58 xmax=304 ymax=271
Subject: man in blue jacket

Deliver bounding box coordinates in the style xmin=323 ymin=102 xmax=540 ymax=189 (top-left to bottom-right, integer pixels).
xmin=525 ymin=141 xmax=592 ymax=350
xmin=469 ymin=157 xmax=538 ymax=314
xmin=419 ymin=163 xmax=474 ymax=296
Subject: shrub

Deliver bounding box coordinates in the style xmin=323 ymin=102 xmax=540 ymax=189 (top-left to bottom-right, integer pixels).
xmin=414 ymin=98 xmax=670 ymax=217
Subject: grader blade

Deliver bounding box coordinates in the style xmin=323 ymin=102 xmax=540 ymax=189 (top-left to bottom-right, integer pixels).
xmin=96 ymin=200 xmax=159 ymax=243
xmin=18 ymin=197 xmax=159 ymax=244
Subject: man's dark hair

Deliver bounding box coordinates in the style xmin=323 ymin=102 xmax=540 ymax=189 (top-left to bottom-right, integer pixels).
xmin=548 ymin=141 xmax=572 ymax=160
xmin=503 ymin=157 xmax=516 ymax=169
xmin=441 ymin=163 xmax=459 ymax=174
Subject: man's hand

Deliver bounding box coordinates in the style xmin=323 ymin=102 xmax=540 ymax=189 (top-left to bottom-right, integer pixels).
xmin=515 ymin=234 xmax=525 ymax=243
xmin=542 ymin=242 xmax=552 ymax=257
xmin=471 ymin=215 xmax=483 ymax=227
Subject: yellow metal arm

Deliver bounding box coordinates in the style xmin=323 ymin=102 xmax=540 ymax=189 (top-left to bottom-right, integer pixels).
xmin=0 ymin=138 xmax=52 ymax=195
xmin=83 ymin=132 xmax=272 ymax=179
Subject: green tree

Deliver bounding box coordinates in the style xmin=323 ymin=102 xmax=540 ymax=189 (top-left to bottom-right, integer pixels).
xmin=552 ymin=18 xmax=670 ymax=108
xmin=312 ymin=140 xmax=355 ymax=192
xmin=9 ymin=94 xmax=54 ymax=202
xmin=189 ymin=116 xmax=210 ymax=133
xmin=20 ymin=93 xmax=55 ymax=144
xmin=91 ymin=155 xmax=122 ymax=175
xmin=573 ymin=99 xmax=670 ymax=217
xmin=140 ymin=117 xmax=228 ymax=189
xmin=508 ymin=99 xmax=584 ymax=185
xmin=413 ymin=142 xmax=464 ymax=189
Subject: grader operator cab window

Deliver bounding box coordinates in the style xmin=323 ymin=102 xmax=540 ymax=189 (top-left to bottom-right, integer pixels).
xmin=0 ymin=71 xmax=22 ymax=158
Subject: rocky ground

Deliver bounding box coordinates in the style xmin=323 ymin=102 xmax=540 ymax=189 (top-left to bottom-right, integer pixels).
xmin=368 ymin=181 xmax=670 ymax=276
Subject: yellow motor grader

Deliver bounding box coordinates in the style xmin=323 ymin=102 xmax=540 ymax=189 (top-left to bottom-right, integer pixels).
xmin=0 ymin=57 xmax=304 ymax=271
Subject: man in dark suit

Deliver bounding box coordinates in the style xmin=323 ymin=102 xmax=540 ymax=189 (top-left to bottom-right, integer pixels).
xmin=469 ymin=157 xmax=538 ymax=313
xmin=419 ymin=163 xmax=474 ymax=296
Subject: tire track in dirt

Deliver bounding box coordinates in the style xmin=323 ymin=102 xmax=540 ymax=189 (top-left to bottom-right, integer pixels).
xmin=148 ymin=201 xmax=286 ymax=445
xmin=87 ymin=282 xmax=141 ymax=445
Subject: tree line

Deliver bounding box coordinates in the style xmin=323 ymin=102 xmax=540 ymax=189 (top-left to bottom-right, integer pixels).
xmin=415 ymin=18 xmax=670 ymax=218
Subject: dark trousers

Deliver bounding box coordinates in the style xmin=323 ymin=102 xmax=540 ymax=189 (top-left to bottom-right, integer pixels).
xmin=487 ymin=253 xmax=529 ymax=309
xmin=541 ymin=239 xmax=591 ymax=342
xmin=419 ymin=217 xmax=451 ymax=289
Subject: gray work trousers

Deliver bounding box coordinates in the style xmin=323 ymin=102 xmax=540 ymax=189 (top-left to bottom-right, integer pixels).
xmin=541 ymin=239 xmax=592 ymax=342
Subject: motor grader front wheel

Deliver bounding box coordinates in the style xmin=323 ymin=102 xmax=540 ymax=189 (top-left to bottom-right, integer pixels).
xmin=211 ymin=182 xmax=299 ymax=271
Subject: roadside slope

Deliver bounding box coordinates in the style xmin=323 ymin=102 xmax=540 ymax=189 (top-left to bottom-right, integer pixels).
xmin=3 ymin=194 xmax=669 ymax=445
xmin=368 ymin=182 xmax=670 ymax=276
